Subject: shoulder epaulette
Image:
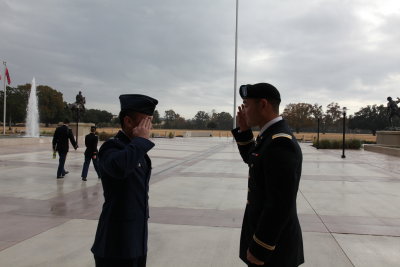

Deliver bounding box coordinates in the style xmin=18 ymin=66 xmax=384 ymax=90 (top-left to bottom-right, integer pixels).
xmin=236 ymin=139 xmax=255 ymax=146
xmin=272 ymin=133 xmax=292 ymax=140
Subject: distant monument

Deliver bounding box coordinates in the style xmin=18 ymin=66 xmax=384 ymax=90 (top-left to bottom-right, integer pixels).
xmin=364 ymin=96 xmax=400 ymax=156
xmin=67 ymin=91 xmax=87 ymax=146
xmin=387 ymin=96 xmax=400 ymax=128
xmin=67 ymin=91 xmax=86 ymax=116
xmin=69 ymin=91 xmax=86 ymax=111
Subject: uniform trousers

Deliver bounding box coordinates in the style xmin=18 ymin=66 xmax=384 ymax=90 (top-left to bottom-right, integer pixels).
xmin=94 ymin=256 xmax=146 ymax=267
xmin=57 ymin=152 xmax=67 ymax=177
xmin=81 ymin=155 xmax=101 ymax=178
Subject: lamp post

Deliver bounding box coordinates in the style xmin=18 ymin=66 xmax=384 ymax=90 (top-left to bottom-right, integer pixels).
xmin=67 ymin=91 xmax=85 ymax=147
xmin=3 ymin=61 xmax=6 ymax=135
xmin=75 ymin=108 xmax=80 ymax=147
xmin=341 ymin=107 xmax=347 ymax=159
xmin=233 ymin=0 xmax=239 ymax=129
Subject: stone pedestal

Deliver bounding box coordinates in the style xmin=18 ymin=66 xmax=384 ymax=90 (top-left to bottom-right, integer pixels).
xmin=70 ymin=123 xmax=95 ymax=146
xmin=364 ymin=131 xmax=400 ymax=157
xmin=184 ymin=131 xmax=213 ymax=137
xmin=375 ymin=131 xmax=400 ymax=147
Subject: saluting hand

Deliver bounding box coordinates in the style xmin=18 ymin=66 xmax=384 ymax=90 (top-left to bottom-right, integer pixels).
xmin=237 ymin=104 xmax=249 ymax=131
xmin=132 ymin=117 xmax=152 ymax=139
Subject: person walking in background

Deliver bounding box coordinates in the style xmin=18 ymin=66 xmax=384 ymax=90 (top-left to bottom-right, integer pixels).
xmin=81 ymin=125 xmax=101 ymax=181
xmin=52 ymin=119 xmax=77 ymax=179
xmin=232 ymin=83 xmax=304 ymax=267
xmin=91 ymin=94 xmax=158 ymax=267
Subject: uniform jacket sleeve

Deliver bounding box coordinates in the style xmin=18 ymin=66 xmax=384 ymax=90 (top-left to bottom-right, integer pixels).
xmin=231 ymin=127 xmax=255 ymax=164
xmin=249 ymin=137 xmax=301 ymax=262
xmin=99 ymin=137 xmax=154 ymax=179
xmin=68 ymin=128 xmax=77 ymax=148
xmin=52 ymin=128 xmax=59 ymax=151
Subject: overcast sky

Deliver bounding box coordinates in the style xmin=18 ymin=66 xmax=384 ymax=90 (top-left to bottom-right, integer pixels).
xmin=1 ymin=0 xmax=400 ymax=118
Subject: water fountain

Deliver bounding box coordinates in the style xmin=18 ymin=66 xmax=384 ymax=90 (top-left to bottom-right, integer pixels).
xmin=25 ymin=77 xmax=40 ymax=137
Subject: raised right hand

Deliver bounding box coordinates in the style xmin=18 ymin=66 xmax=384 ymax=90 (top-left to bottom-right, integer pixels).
xmin=132 ymin=117 xmax=152 ymax=139
xmin=237 ymin=104 xmax=249 ymax=131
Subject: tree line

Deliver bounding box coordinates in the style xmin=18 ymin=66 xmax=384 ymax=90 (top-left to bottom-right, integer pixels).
xmin=0 ymin=83 xmax=394 ymax=133
xmin=0 ymin=84 xmax=234 ymax=130
xmin=0 ymin=84 xmax=114 ymax=127
xmin=283 ymin=102 xmax=392 ymax=135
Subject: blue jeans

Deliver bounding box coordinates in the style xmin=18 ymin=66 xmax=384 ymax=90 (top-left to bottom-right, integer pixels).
xmin=57 ymin=152 xmax=67 ymax=177
xmin=81 ymin=155 xmax=101 ymax=178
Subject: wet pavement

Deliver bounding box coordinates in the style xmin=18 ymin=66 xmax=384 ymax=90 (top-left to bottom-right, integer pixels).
xmin=0 ymin=137 xmax=399 ymax=266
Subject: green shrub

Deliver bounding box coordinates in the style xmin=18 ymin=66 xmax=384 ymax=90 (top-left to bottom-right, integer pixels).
xmin=98 ymin=131 xmax=114 ymax=141
xmin=347 ymin=139 xmax=362 ymax=149
xmin=168 ymin=132 xmax=174 ymax=138
xmin=313 ymin=139 xmax=362 ymax=149
xmin=40 ymin=130 xmax=54 ymax=136
xmin=331 ymin=139 xmax=341 ymax=148
xmin=315 ymin=139 xmax=332 ymax=149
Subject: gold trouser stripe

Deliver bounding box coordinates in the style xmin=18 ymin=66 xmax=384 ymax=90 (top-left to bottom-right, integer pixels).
xmin=272 ymin=133 xmax=292 ymax=140
xmin=237 ymin=139 xmax=254 ymax=146
xmin=253 ymin=235 xmax=276 ymax=251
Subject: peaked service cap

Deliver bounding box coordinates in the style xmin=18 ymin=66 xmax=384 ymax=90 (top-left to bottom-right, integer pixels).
xmin=119 ymin=94 xmax=158 ymax=115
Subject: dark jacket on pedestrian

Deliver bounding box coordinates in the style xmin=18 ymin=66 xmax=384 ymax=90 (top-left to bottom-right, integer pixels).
xmin=91 ymin=130 xmax=154 ymax=259
xmin=84 ymin=132 xmax=99 ymax=157
xmin=52 ymin=124 xmax=77 ymax=154
xmin=232 ymin=119 xmax=304 ymax=267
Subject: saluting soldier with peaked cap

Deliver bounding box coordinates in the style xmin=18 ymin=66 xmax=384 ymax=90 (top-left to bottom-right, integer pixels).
xmin=232 ymin=83 xmax=304 ymax=267
xmin=92 ymin=94 xmax=158 ymax=267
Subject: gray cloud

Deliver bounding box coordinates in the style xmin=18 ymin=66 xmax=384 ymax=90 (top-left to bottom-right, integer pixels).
xmin=1 ymin=0 xmax=400 ymax=118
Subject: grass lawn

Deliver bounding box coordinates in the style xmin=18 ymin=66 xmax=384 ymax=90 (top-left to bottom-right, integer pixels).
xmin=6 ymin=126 xmax=377 ymax=143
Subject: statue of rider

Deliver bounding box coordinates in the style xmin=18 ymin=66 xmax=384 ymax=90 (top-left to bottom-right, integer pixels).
xmin=75 ymin=91 xmax=86 ymax=112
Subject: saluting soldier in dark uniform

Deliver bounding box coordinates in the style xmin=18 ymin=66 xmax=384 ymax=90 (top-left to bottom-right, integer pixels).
xmin=81 ymin=125 xmax=101 ymax=181
xmin=52 ymin=118 xmax=78 ymax=179
xmin=91 ymin=94 xmax=158 ymax=267
xmin=232 ymin=83 xmax=304 ymax=267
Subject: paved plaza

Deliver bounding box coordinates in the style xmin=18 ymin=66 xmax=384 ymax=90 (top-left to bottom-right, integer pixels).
xmin=0 ymin=137 xmax=399 ymax=266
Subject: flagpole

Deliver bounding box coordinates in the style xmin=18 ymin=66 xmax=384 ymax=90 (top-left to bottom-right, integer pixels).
xmin=3 ymin=61 xmax=6 ymax=135
xmin=233 ymin=0 xmax=239 ymax=129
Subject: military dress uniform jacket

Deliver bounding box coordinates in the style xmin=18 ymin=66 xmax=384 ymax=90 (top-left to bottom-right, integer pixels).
xmin=84 ymin=133 xmax=99 ymax=157
xmin=52 ymin=125 xmax=77 ymax=153
xmin=232 ymin=119 xmax=304 ymax=267
xmin=91 ymin=130 xmax=154 ymax=259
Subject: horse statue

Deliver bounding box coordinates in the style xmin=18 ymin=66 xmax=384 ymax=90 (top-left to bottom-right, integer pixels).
xmin=67 ymin=91 xmax=86 ymax=113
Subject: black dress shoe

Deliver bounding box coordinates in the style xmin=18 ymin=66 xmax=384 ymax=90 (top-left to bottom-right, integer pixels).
xmin=64 ymin=171 xmax=69 ymax=175
xmin=57 ymin=176 xmax=64 ymax=179
xmin=82 ymin=177 xmax=87 ymax=181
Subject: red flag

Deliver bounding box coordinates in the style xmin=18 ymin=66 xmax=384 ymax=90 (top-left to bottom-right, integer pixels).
xmin=5 ymin=68 xmax=11 ymax=84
